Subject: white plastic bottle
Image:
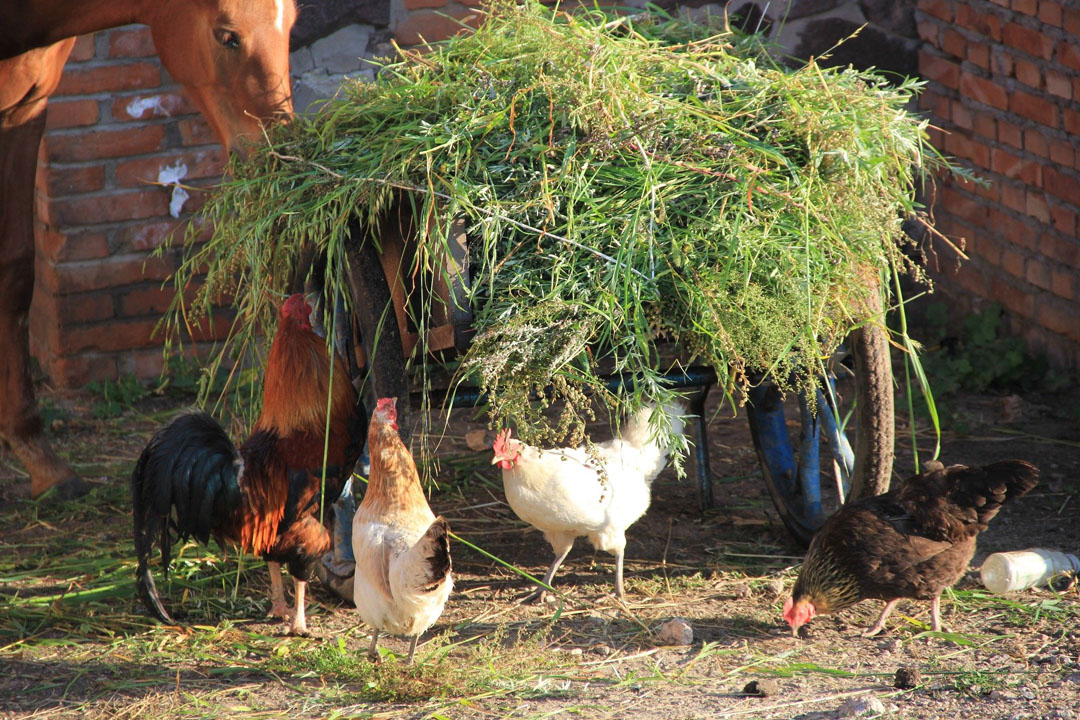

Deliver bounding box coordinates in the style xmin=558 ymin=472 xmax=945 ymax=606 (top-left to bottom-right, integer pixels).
xmin=980 ymin=549 xmax=1080 ymax=593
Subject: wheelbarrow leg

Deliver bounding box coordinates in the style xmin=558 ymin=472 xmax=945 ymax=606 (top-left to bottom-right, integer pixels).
xmin=688 ymin=384 xmax=714 ymax=512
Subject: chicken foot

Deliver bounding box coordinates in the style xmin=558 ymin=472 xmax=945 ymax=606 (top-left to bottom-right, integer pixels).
xmin=522 ymin=542 xmax=574 ymax=604
xmin=267 ymin=561 xmax=293 ymax=620
xmin=367 ymin=629 xmax=381 ymax=662
xmin=861 ymin=598 xmax=900 ymax=637
xmin=288 ymin=578 xmax=309 ymax=636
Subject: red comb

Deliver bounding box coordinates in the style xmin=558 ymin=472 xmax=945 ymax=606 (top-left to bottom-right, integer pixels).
xmin=492 ymin=428 xmax=511 ymax=453
xmin=376 ymin=397 xmax=397 ymax=413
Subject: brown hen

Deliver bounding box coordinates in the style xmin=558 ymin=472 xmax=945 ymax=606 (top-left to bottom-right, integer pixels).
xmin=784 ymin=459 xmax=1039 ymax=636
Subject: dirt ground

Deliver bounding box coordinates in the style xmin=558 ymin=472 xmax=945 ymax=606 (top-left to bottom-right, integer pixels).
xmin=2 ymin=373 xmax=1079 ymax=719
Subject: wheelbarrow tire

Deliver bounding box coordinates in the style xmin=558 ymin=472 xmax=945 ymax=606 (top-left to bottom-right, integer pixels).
xmin=848 ymin=319 xmax=894 ymax=501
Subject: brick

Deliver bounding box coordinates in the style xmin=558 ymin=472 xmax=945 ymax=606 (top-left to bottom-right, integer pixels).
xmin=951 ymin=101 xmax=972 ymax=130
xmin=969 ymin=229 xmax=1002 ymax=266
xmin=45 ymin=189 xmax=171 ymax=228
xmin=1037 ymin=299 xmax=1080 ymax=340
xmin=1026 ymin=190 xmax=1051 ymax=223
xmin=919 ymin=0 xmax=954 ymax=21
xmin=1051 ymin=268 xmax=1076 ymax=300
xmin=919 ymin=50 xmax=961 ymax=87
xmin=1012 ymin=0 xmax=1037 ymax=13
xmin=1013 ymin=57 xmax=1042 ymax=88
xmin=942 ymin=185 xmax=989 ymax=226
xmin=403 ymin=0 xmax=447 ymax=7
xmin=394 ymin=8 xmax=481 ymax=45
xmin=1044 ymin=167 xmax=1080 ymax=206
xmin=117 ymin=286 xmax=175 ymax=317
xmin=955 ymin=3 xmax=1003 ymax=39
xmin=68 ymin=35 xmax=96 ymax=63
xmin=1059 ymin=41 xmax=1080 ymax=71
xmin=1048 ymin=138 xmax=1075 ymax=167
xmin=108 ymin=26 xmax=156 ymax=57
xmin=45 ymin=125 xmax=166 ymax=163
xmin=55 ymin=61 xmax=161 ymax=96
xmin=1041 ymin=232 xmax=1080 ymax=268
xmin=1001 ymin=182 xmax=1027 ymax=213
xmin=992 ymin=147 xmax=1043 ymax=185
xmin=972 ymin=111 xmax=996 ymax=139
xmin=36 ymin=253 xmax=174 ymax=296
xmin=1046 ymin=70 xmax=1072 ymax=99
xmin=960 ymin=72 xmax=1008 ymax=109
xmin=113 ymin=220 xmax=188 ymax=254
xmin=1009 ymin=89 xmax=1058 ymax=126
xmin=1038 ymin=0 xmax=1063 ymax=25
xmin=36 ymin=229 xmax=110 ymax=263
xmin=944 ymin=132 xmax=991 ymax=167
xmin=942 ymin=27 xmax=966 ymax=58
xmin=952 ymin=260 xmax=988 ymax=296
xmin=1067 ymin=7 xmax=1080 ymax=34
xmin=917 ymin=18 xmax=941 ymax=44
xmin=1026 ymin=257 xmax=1052 ymax=290
xmin=1024 ymin=129 xmax=1049 ymax=159
xmin=1001 ymin=246 xmax=1026 ymax=277
xmin=32 ymin=290 xmax=115 ymax=326
xmin=1065 ymin=108 xmax=1080 ymax=136
xmin=1049 ymin=204 xmax=1077 ymax=235
xmin=990 ymin=276 xmax=1035 ymax=317
xmin=44 ymin=163 xmax=105 ymax=196
xmin=1002 ymin=22 xmax=1053 ymax=59
xmin=997 ymin=120 xmax=1022 ymax=148
xmin=966 ymin=40 xmax=990 ymax=70
xmin=60 ymin=319 xmax=164 ymax=354
xmin=177 ymin=116 xmax=217 ymax=146
xmin=129 ymin=349 xmax=167 ymax=380
xmin=920 ymin=89 xmax=951 ymax=119
xmin=45 ymin=99 xmax=99 ymax=129
xmin=45 ymin=353 xmax=119 ymax=389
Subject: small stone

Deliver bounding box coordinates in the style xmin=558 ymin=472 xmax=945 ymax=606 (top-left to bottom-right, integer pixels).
xmin=835 ymin=696 xmax=887 ymax=718
xmin=742 ymin=678 xmax=781 ymax=697
xmin=543 ymin=593 xmax=558 ymax=606
xmin=894 ymin=666 xmax=921 ymax=689
xmin=50 ymin=418 xmax=65 ymax=433
xmin=591 ymin=644 xmax=612 ymax=656
xmin=657 ymin=617 xmax=693 ymax=646
xmin=1053 ymin=709 xmax=1075 ymax=720
xmin=880 ymin=638 xmax=903 ymax=653
xmin=465 ymin=429 xmax=491 ymax=452
xmin=732 ymin=583 xmax=753 ymax=598
xmin=569 ymin=648 xmax=583 ymax=657
xmin=586 ymin=614 xmax=607 ymax=626
xmin=766 ymin=579 xmax=786 ymax=597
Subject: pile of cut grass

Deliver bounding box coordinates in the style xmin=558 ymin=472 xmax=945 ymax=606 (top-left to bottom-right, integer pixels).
xmin=168 ymin=1 xmax=960 ymax=450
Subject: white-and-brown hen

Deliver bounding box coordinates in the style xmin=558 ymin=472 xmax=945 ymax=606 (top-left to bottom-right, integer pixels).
xmin=784 ymin=459 xmax=1038 ymax=637
xmin=352 ymin=397 xmax=452 ymax=664
xmin=491 ymin=401 xmax=685 ymax=601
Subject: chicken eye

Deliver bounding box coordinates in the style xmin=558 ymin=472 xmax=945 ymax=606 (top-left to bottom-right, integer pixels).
xmin=215 ymin=29 xmax=241 ymax=49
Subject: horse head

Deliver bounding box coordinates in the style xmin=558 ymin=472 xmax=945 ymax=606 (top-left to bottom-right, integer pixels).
xmin=148 ymin=0 xmax=296 ymax=154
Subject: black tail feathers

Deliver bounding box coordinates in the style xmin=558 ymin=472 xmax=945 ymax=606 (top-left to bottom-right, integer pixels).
xmin=423 ymin=516 xmax=452 ymax=587
xmin=131 ymin=410 xmax=242 ymax=622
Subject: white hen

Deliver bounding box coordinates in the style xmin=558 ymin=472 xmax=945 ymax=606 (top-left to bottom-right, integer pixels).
xmin=491 ymin=401 xmax=685 ymax=600
xmin=352 ymin=397 xmax=452 ymax=664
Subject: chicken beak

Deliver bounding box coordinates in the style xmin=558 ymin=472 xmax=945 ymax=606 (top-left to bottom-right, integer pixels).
xmin=490 ymin=454 xmax=502 ymax=465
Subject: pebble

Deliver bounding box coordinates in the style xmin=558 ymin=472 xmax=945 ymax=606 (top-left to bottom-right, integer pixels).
xmin=743 ymin=679 xmax=781 ymax=697
xmin=879 ymin=638 xmax=903 ymax=653
xmin=590 ymin=644 xmax=612 ymax=656
xmin=835 ymin=696 xmax=887 ymax=718
xmin=1051 ymin=709 xmax=1075 ymax=720
xmin=765 ymin=579 xmax=786 ymax=597
xmin=732 ymin=583 xmax=753 ymax=599
xmin=657 ymin=618 xmax=694 ymax=646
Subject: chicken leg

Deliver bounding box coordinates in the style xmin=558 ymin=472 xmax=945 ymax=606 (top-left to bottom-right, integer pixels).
xmin=861 ymin=599 xmax=900 ymax=637
xmin=267 ymin=561 xmax=292 ymax=619
xmin=289 ymin=578 xmax=309 ymax=636
xmin=523 ymin=534 xmax=574 ymax=603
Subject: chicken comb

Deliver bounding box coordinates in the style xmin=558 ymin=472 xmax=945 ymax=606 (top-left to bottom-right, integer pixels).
xmin=281 ymin=294 xmax=313 ymax=322
xmin=492 ymin=428 xmax=512 ymax=455
xmin=375 ymin=397 xmax=398 ymax=425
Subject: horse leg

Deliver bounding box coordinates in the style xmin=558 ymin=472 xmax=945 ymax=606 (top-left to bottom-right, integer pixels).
xmin=0 ymin=96 xmax=86 ymax=500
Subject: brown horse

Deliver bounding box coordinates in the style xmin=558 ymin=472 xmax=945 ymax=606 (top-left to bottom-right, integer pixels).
xmin=1 ymin=0 xmax=296 ymax=499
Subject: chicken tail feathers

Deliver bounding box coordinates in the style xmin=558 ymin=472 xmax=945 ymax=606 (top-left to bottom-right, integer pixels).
xmin=951 ymin=459 xmax=1039 ymax=526
xmin=619 ymin=400 xmax=686 ymax=482
xmin=131 ymin=410 xmax=243 ymax=621
xmin=420 ymin=516 xmax=452 ymax=591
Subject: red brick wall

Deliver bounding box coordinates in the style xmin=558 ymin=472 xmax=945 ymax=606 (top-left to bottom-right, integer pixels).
xmin=31 ymin=26 xmax=228 ymax=388
xmin=916 ymin=0 xmax=1080 ymax=367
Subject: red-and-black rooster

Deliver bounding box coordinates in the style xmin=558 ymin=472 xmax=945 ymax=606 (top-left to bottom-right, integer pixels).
xmin=132 ymin=294 xmax=366 ymax=634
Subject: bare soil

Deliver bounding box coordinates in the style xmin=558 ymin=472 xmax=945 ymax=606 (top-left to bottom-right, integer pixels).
xmin=2 ymin=378 xmax=1079 ymax=720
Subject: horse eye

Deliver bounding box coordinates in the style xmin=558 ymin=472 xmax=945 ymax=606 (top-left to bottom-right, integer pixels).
xmin=215 ymin=29 xmax=241 ymax=49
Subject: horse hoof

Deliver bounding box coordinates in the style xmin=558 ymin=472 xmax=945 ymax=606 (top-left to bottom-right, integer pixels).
xmin=33 ymin=476 xmax=89 ymax=501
